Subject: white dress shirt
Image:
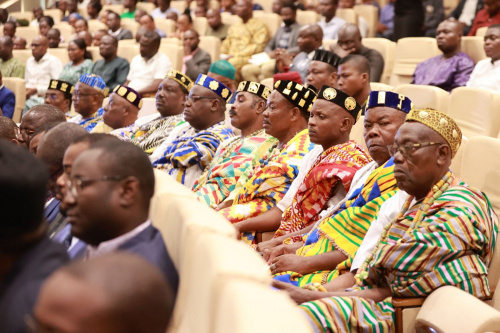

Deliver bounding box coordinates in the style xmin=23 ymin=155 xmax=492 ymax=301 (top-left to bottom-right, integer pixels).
xmin=318 ymin=16 xmax=347 ymax=40
xmin=458 ymin=0 xmax=479 ymax=26
xmin=126 ymin=52 xmax=172 ymax=92
xmin=466 ymin=58 xmax=500 ymax=93
xmin=25 ymin=53 xmax=63 ymax=96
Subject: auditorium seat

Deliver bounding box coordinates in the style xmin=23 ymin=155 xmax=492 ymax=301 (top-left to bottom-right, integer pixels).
xmin=461 ymin=36 xmax=487 ymax=64
xmin=44 ymin=9 xmax=62 ymax=22
xmin=476 ymin=26 xmax=488 ymax=37
xmin=48 ymin=48 xmax=70 ymax=64
xmin=363 ymin=37 xmax=396 ymax=84
xmin=252 ymin=12 xmax=282 ymax=36
xmin=161 ymin=37 xmax=182 ymax=45
xmin=260 ymin=77 xmax=273 ymax=88
xmin=336 ymin=8 xmax=358 ymax=24
xmin=199 ymin=36 xmax=221 ymax=62
xmin=10 ymin=11 xmax=34 ymax=22
xmin=370 ymin=82 xmax=395 ymax=91
xmin=350 ymin=115 xmax=367 ymax=150
xmin=449 ymin=136 xmax=467 ymax=179
xmin=54 ymin=23 xmax=75 ymax=43
xmin=193 ymin=16 xmax=209 ymax=36
xmin=170 ymin=0 xmax=188 ymax=13
xmin=322 ymin=39 xmax=336 ymax=50
xmin=121 ymin=18 xmax=140 ymax=37
xmin=394 ymin=84 xmax=449 ymax=113
xmin=390 ymin=37 xmax=440 ymax=86
xmin=296 ymin=10 xmax=319 ymax=25
xmin=15 ymin=26 xmax=39 ymax=45
xmin=88 ymin=19 xmax=107 ymax=34
xmin=353 ymin=5 xmax=378 ymax=38
xmin=138 ymin=97 xmax=158 ymax=118
xmin=117 ymin=43 xmax=139 ymax=63
xmin=254 ymin=0 xmax=273 ymax=12
xmin=3 ymin=77 xmax=26 ymax=123
xmin=154 ymin=18 xmax=176 ymax=35
xmin=102 ymin=4 xmax=124 ymax=14
xmin=136 ymin=1 xmax=156 ymax=12
xmin=221 ymin=12 xmax=242 ymax=26
xmin=189 ymin=0 xmax=220 ymax=10
xmin=12 ymin=49 xmax=32 ymax=66
xmin=159 ymin=43 xmax=184 ymax=71
xmin=87 ymin=46 xmax=103 ymax=61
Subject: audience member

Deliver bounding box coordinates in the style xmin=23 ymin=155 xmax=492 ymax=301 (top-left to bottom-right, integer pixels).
xmin=337 ymin=54 xmax=371 ymax=109
xmin=122 ymin=0 xmax=138 ymax=19
xmin=2 ymin=21 xmax=15 ymax=38
xmin=67 ymin=13 xmax=81 ymax=28
xmin=18 ymin=104 xmax=66 ymax=147
xmin=394 ymin=0 xmax=424 ymax=40
xmin=68 ymin=74 xmax=107 ymax=132
xmin=0 ymin=36 xmax=25 ymax=78
xmin=30 ymin=6 xmax=44 ymax=26
xmin=92 ymin=35 xmax=130 ymax=91
xmin=30 ymin=122 xmax=59 ymax=155
xmin=135 ymin=26 xmax=148 ymax=43
xmin=205 ymin=8 xmax=229 ymax=41
xmin=221 ymin=0 xmax=236 ymax=13
xmin=135 ymin=8 xmax=147 ymax=22
xmin=45 ymin=79 xmax=74 ymax=117
xmin=195 ymin=6 xmax=207 ymax=17
xmin=140 ymin=14 xmax=166 ymax=37
xmin=169 ymin=12 xmax=193 ymax=39
xmin=87 ymin=0 xmax=102 ymax=20
xmin=100 ymin=9 xmax=111 ymax=24
xmin=467 ymin=24 xmax=500 ymax=92
xmin=338 ymin=0 xmax=369 ymax=37
xmin=39 ymin=16 xmax=55 ymax=37
xmin=0 ymin=116 xmax=19 ymax=142
xmin=59 ymin=39 xmax=93 ymax=85
xmin=183 ymin=29 xmax=211 ymax=81
xmin=272 ymin=0 xmax=284 ymax=14
xmin=166 ymin=11 xmax=179 ymax=21
xmin=125 ymin=31 xmax=171 ymax=96
xmin=207 ymin=59 xmax=237 ymax=102
xmin=0 ymin=70 xmax=15 ymax=119
xmin=33 ymin=253 xmax=175 ymax=333
xmin=0 ymin=8 xmax=16 ymax=25
xmin=0 ymin=141 xmax=68 ymax=333
xmin=77 ymin=30 xmax=93 ymax=47
xmin=47 ymin=28 xmax=61 ymax=48
xmin=74 ymin=18 xmax=89 ymax=35
xmin=317 ymin=0 xmax=346 ymax=40
xmin=468 ymin=0 xmax=500 ymax=35
xmin=306 ymin=49 xmax=341 ymax=89
xmin=13 ymin=36 xmax=26 ymax=49
xmin=423 ymin=0 xmax=445 ymax=37
xmin=151 ymin=0 xmax=180 ymax=18
xmin=376 ymin=0 xmax=395 ymax=40
xmin=412 ymin=20 xmax=474 ymax=92
xmin=151 ymin=74 xmax=235 ymax=187
xmin=450 ymin=0 xmax=483 ymax=35
xmin=92 ymin=29 xmax=108 ymax=46
xmin=62 ymin=0 xmax=82 ymax=22
xmin=107 ymin=11 xmax=133 ymax=40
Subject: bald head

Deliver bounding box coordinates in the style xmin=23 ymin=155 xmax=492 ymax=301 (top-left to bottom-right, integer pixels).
xmin=337 ymin=23 xmax=362 ymax=53
xmin=32 ymin=35 xmax=49 ymax=61
xmin=34 ymin=253 xmax=174 ymax=333
xmin=0 ymin=116 xmax=18 ymax=143
xmin=436 ymin=19 xmax=463 ymax=56
xmin=298 ymin=24 xmax=323 ymax=53
xmin=77 ymin=31 xmax=93 ymax=47
xmin=19 ymin=105 xmax=66 ymax=147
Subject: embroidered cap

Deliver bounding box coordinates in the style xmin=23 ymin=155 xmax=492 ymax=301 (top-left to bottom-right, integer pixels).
xmin=78 ymin=74 xmax=109 ymax=97
xmin=112 ymin=85 xmax=143 ymax=109
xmin=406 ymin=108 xmax=462 ymax=158
xmin=237 ymin=81 xmax=272 ymax=100
xmin=312 ymin=49 xmax=341 ymax=68
xmin=317 ymin=85 xmax=362 ymax=123
xmin=48 ymin=79 xmax=74 ymax=95
xmin=208 ymin=60 xmax=236 ymax=80
xmin=366 ymin=91 xmax=414 ymax=114
xmin=165 ymin=69 xmax=193 ymax=92
xmin=274 ymin=80 xmax=317 ymax=113
xmin=195 ymin=74 xmax=232 ymax=102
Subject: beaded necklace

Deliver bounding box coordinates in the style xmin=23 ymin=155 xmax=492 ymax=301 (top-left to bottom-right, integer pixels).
xmin=354 ymin=171 xmax=453 ymax=285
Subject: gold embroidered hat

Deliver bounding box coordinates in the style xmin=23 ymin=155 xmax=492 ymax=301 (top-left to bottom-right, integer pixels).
xmin=112 ymin=85 xmax=144 ymax=109
xmin=237 ymin=81 xmax=272 ymax=101
xmin=48 ymin=79 xmax=74 ymax=95
xmin=406 ymin=108 xmax=462 ymax=158
xmin=317 ymin=85 xmax=362 ymax=123
xmin=273 ymin=80 xmax=317 ymax=113
xmin=165 ymin=69 xmax=193 ymax=92
xmin=195 ymin=74 xmax=232 ymax=102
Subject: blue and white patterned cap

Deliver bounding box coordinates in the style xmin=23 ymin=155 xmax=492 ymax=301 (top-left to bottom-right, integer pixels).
xmin=79 ymin=74 xmax=109 ymax=97
xmin=365 ymin=91 xmax=414 ymax=114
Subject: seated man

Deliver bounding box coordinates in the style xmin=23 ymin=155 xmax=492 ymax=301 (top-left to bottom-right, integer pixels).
xmin=92 ymin=35 xmax=130 ymax=91
xmin=295 ymin=109 xmax=497 ymax=333
xmin=332 ymin=23 xmax=385 ymax=83
xmin=18 ymin=105 xmax=66 ymax=147
xmin=338 ymin=0 xmax=369 ymax=37
xmin=13 ymin=36 xmax=26 ymax=49
xmin=218 ymin=80 xmax=317 ymax=241
xmin=92 ymin=29 xmax=108 ymax=47
xmin=0 ymin=116 xmax=19 ymax=143
xmin=193 ymin=81 xmax=271 ymax=207
xmin=0 ymin=70 xmax=15 ymax=119
xmin=3 ymin=21 xmax=15 ymax=39
xmin=129 ymin=70 xmax=190 ymax=154
xmin=450 ymin=0 xmax=483 ymax=36
xmin=44 ymin=79 xmax=74 ymax=118
xmin=306 ymin=49 xmax=341 ymax=90
xmin=412 ymin=19 xmax=474 ymax=92
xmin=140 ymin=14 xmax=167 ymax=38
xmin=468 ymin=0 xmax=500 ymax=36
xmin=125 ymin=31 xmax=172 ymax=96
xmin=467 ymin=24 xmax=500 ymax=92
xmin=234 ymin=86 xmax=372 ymax=244
xmin=121 ymin=0 xmax=138 ymax=19
xmin=0 ymin=142 xmax=68 ymax=333
xmin=205 ymin=9 xmax=230 ymax=41
xmin=376 ymin=0 xmax=395 ymax=40
xmin=220 ymin=0 xmax=270 ymax=79
xmin=47 ymin=28 xmax=61 ymax=48
xmin=0 ymin=36 xmax=25 ymax=79
xmin=207 ymin=60 xmax=237 ymax=103
xmin=62 ymin=139 xmax=179 ymax=292
xmin=151 ymin=0 xmax=180 ymax=19
xmin=151 ymin=74 xmax=235 ymax=187
xmin=183 ymin=29 xmax=212 ymax=81
xmin=317 ymin=0 xmax=346 ymax=40
xmin=338 ymin=54 xmax=371 ymax=109
xmin=33 ymin=253 xmax=175 ymax=333
xmin=106 ymin=11 xmax=133 ymax=40
xmin=68 ymin=74 xmax=107 ymax=132
xmin=262 ymin=91 xmax=413 ymax=288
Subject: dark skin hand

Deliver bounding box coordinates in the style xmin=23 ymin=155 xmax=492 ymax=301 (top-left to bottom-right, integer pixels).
xmin=263 ymin=241 xmax=303 ymax=262
xmin=216 ymin=199 xmax=233 ymax=211
xmin=258 ymin=223 xmax=315 ymax=254
xmin=330 ymin=43 xmax=355 ymax=57
xmin=26 ymin=88 xmax=38 ymax=99
xmin=269 ymin=251 xmax=348 ymax=275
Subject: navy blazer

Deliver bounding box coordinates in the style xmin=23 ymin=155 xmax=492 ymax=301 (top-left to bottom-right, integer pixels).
xmin=0 ymin=86 xmax=15 ymax=119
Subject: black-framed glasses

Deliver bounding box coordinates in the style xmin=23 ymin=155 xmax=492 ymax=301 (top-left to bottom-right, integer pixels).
xmin=388 ymin=142 xmax=443 ymax=158
xmin=185 ymin=95 xmax=215 ymax=103
xmin=66 ymin=175 xmax=127 ymax=197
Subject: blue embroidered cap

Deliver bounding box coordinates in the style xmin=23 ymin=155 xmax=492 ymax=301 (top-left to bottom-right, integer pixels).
xmin=366 ymin=91 xmax=414 ymax=114
xmin=195 ymin=74 xmax=232 ymax=102
xmin=79 ymin=74 xmax=109 ymax=97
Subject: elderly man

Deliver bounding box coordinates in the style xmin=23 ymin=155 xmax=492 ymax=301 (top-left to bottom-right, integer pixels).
xmin=140 ymin=14 xmax=166 ymax=38
xmin=129 ymin=70 xmax=189 ymax=153
xmin=44 ymin=79 xmax=74 ymax=118
xmin=106 ymin=11 xmax=133 ymax=40
xmin=62 ymin=139 xmax=179 ymax=292
xmin=332 ymin=23 xmax=385 ymax=82
xmin=218 ymin=80 xmax=316 ymax=238
xmin=233 ymin=86 xmax=372 ymax=244
xmin=193 ymin=81 xmax=271 ymax=207
xmin=33 ymin=253 xmax=175 ymax=333
xmin=151 ymin=74 xmax=235 ymax=187
xmin=24 ymin=35 xmax=63 ymax=113
xmin=306 ymin=49 xmax=341 ymax=90
xmin=221 ymin=0 xmax=270 ymax=79
xmin=412 ymin=20 xmax=474 ymax=92
xmin=338 ymin=54 xmax=371 ymax=109
xmin=318 ymin=0 xmax=346 ymax=40
xmin=0 ymin=36 xmax=24 ymax=78
xmin=92 ymin=35 xmax=130 ymax=91
xmin=294 ymin=109 xmax=497 ymax=333
xmin=125 ymin=31 xmax=171 ymax=96
xmin=0 ymin=142 xmax=68 ymax=333
xmin=261 ymin=91 xmax=413 ymax=288
xmin=68 ymin=74 xmax=107 ymax=132
xmin=18 ymin=105 xmax=66 ymax=147
xmin=205 ymin=9 xmax=229 ymax=41
xmin=467 ymin=24 xmax=500 ymax=92
xmin=183 ymin=29 xmax=211 ymax=81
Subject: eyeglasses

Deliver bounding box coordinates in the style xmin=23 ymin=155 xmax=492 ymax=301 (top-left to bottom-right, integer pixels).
xmin=66 ymin=175 xmax=127 ymax=197
xmin=388 ymin=142 xmax=443 ymax=158
xmin=45 ymin=93 xmax=59 ymax=100
xmin=185 ymin=95 xmax=215 ymax=103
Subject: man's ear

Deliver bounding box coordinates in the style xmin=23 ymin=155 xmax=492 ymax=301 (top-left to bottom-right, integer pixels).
xmin=117 ymin=176 xmax=141 ymax=207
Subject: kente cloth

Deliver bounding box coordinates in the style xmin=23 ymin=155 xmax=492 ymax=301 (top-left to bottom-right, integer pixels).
xmin=273 ymin=158 xmax=398 ymax=286
xmin=152 ymin=121 xmax=235 ymax=187
xmin=129 ymin=114 xmax=184 ymax=154
xmin=219 ymin=129 xmax=315 ymax=244
xmin=109 ymin=122 xmax=139 ymax=141
xmin=68 ymin=107 xmax=105 ymax=132
xmin=300 ymin=176 xmax=498 ymax=333
xmin=193 ymin=130 xmax=269 ymax=208
xmin=274 ymin=141 xmax=372 ymax=242
xmin=220 ymin=17 xmax=271 ymax=71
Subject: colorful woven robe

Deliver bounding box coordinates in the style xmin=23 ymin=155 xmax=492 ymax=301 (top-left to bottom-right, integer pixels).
xmin=193 ymin=130 xmax=269 ymax=208
xmin=152 ymin=121 xmax=235 ymax=187
xmin=220 ymin=129 xmax=315 ymax=244
xmin=274 ymin=158 xmax=398 ymax=286
xmin=274 ymin=141 xmax=373 ymax=242
xmin=68 ymin=107 xmax=105 ymax=132
xmin=300 ymin=176 xmax=498 ymax=333
xmin=129 ymin=114 xmax=184 ymax=154
xmin=109 ymin=122 xmax=139 ymax=141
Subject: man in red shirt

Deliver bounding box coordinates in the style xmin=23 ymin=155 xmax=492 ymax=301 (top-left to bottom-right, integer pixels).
xmin=468 ymin=0 xmax=500 ymax=35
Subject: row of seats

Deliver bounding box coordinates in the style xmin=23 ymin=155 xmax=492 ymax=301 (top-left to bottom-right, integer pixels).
xmin=149 ymin=170 xmax=313 ymax=333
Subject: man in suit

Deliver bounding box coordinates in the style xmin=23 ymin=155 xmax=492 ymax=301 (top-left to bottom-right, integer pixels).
xmin=106 ymin=11 xmax=133 ymax=40
xmin=183 ymin=29 xmax=212 ymax=81
xmin=0 ymin=70 xmax=15 ymax=119
xmin=62 ymin=139 xmax=179 ymax=294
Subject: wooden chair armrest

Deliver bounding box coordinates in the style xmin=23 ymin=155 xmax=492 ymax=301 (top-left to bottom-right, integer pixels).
xmin=392 ymin=297 xmax=426 ymax=308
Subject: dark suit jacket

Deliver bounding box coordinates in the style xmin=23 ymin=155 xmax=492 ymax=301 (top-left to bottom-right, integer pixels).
xmin=0 ymin=85 xmax=15 ymax=119
xmin=114 ymin=28 xmax=134 ymax=41
xmin=119 ymin=225 xmax=179 ymax=295
xmin=185 ymin=48 xmax=212 ymax=81
xmin=450 ymin=0 xmax=483 ymax=21
xmin=265 ymin=22 xmax=301 ymax=54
